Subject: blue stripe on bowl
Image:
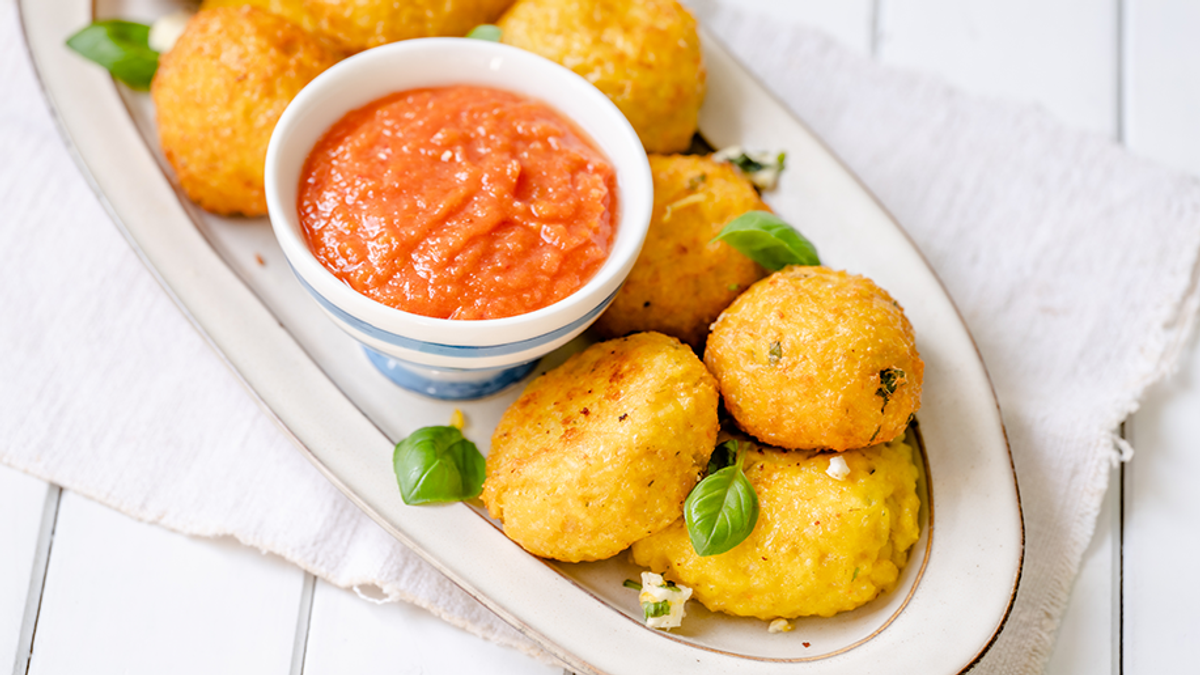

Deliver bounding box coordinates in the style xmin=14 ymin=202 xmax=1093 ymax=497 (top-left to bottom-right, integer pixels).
xmin=363 ymin=347 xmax=538 ymax=400
xmin=290 ymin=266 xmax=616 ymax=358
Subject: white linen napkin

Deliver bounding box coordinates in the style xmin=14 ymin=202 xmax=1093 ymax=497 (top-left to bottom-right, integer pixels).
xmin=4 ymin=2 xmax=1199 ymax=673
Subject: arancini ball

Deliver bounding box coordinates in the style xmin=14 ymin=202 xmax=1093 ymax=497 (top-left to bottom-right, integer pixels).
xmin=151 ymin=7 xmax=342 ymax=216
xmin=592 ymin=155 xmax=769 ymax=350
xmin=307 ymin=0 xmax=516 ymax=52
xmin=704 ymin=266 xmax=923 ymax=451
xmin=498 ymin=0 xmax=705 ymax=153
xmin=482 ymin=332 xmax=719 ymax=562
xmin=199 ymin=0 xmax=324 ymax=37
xmin=631 ymin=433 xmax=922 ymax=619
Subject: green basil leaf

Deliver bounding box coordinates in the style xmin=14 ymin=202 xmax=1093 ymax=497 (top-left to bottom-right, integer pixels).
xmin=684 ymin=464 xmax=759 ymax=557
xmin=706 ymin=439 xmax=738 ymax=476
xmin=466 ymin=24 xmax=502 ymax=41
xmin=66 ymin=20 xmax=159 ymax=90
xmin=393 ymin=426 xmax=486 ymax=505
xmin=710 ymin=211 xmax=820 ymax=271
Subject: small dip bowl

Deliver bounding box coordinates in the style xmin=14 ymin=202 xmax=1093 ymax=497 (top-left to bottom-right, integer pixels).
xmin=266 ymin=38 xmax=652 ymax=400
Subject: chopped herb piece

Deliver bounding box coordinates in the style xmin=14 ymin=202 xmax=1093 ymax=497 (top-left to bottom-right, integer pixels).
xmin=729 ymin=153 xmax=766 ymax=173
xmin=712 ymin=146 xmax=787 ymax=189
xmin=852 ymin=567 xmax=860 ymax=581
xmin=642 ymin=600 xmax=672 ymax=619
xmin=876 ymin=368 xmax=905 ymax=409
xmin=623 ymin=579 xmax=643 ymax=591
xmin=768 ymin=341 xmax=782 ymax=366
xmin=727 ymin=283 xmax=739 ymax=291
xmin=466 ymin=24 xmax=502 ymax=41
xmin=687 ymin=173 xmax=708 ymax=191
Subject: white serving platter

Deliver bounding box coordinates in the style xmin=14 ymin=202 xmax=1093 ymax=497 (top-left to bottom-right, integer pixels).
xmin=20 ymin=1 xmax=1024 ymax=673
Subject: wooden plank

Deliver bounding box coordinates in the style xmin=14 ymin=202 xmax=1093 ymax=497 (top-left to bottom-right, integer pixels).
xmin=1122 ymin=3 xmax=1200 ymax=673
xmin=863 ymin=2 xmax=1124 ymax=672
xmin=875 ymin=0 xmax=1120 ymax=137
xmin=1122 ymin=0 xmax=1200 ymax=175
xmin=0 ymin=467 xmax=53 ymax=674
xmin=25 ymin=491 xmax=304 ymax=675
xmin=703 ymin=0 xmax=875 ymax=54
xmin=1124 ymin=330 xmax=1200 ymax=672
xmin=301 ymin=580 xmax=563 ymax=675
xmin=1045 ymin=466 xmax=1119 ymax=674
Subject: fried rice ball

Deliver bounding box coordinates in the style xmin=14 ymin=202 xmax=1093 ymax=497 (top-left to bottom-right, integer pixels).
xmin=307 ymin=0 xmax=516 ymax=52
xmin=482 ymin=332 xmax=720 ymax=563
xmin=202 ymin=0 xmax=514 ymax=51
xmin=498 ymin=0 xmax=705 ymax=153
xmin=592 ymin=155 xmax=769 ymax=350
xmin=152 ymin=7 xmax=342 ymax=216
xmin=705 ymin=266 xmax=923 ymax=451
xmin=199 ymin=0 xmax=323 ymax=36
xmin=631 ymin=433 xmax=922 ymax=619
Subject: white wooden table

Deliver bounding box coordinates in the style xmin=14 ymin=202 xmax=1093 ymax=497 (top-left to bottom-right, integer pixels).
xmin=4 ymin=1 xmax=1198 ymax=673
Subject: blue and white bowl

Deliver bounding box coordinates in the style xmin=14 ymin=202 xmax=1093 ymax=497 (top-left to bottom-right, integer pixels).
xmin=265 ymin=38 xmax=652 ymax=400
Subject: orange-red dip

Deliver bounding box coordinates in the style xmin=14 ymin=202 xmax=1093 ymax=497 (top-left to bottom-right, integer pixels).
xmin=298 ymin=85 xmax=617 ymax=320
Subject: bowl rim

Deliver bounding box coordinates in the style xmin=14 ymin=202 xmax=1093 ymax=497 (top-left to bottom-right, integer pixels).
xmin=265 ymin=38 xmax=653 ymax=347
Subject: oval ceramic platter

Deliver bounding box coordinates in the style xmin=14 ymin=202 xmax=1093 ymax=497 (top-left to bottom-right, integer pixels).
xmin=21 ymin=0 xmax=1024 ymax=673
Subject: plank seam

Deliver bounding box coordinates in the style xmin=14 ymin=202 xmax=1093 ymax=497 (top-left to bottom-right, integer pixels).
xmin=1116 ymin=0 xmax=1127 ymax=666
xmin=288 ymin=573 xmax=317 ymax=675
xmin=10 ymin=486 xmax=62 ymax=675
xmin=1117 ymin=0 xmax=1128 ymax=147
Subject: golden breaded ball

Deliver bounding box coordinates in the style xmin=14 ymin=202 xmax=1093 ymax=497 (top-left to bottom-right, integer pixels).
xmin=498 ymin=0 xmax=705 ymax=153
xmin=151 ymin=7 xmax=342 ymax=216
xmin=705 ymin=266 xmax=923 ymax=451
xmin=482 ymin=332 xmax=719 ymax=562
xmin=199 ymin=0 xmax=323 ymax=36
xmin=306 ymin=0 xmax=516 ymax=52
xmin=631 ymin=433 xmax=922 ymax=619
xmin=592 ymin=155 xmax=768 ymax=350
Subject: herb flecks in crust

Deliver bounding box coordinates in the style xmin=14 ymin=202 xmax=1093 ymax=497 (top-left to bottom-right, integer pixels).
xmin=876 ymin=368 xmax=905 ymax=411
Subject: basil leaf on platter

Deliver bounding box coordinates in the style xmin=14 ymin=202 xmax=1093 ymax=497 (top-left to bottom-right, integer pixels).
xmin=467 ymin=24 xmax=503 ymax=41
xmin=66 ymin=20 xmax=159 ymax=90
xmin=711 ymin=211 xmax=820 ymax=271
xmin=706 ymin=439 xmax=739 ymax=476
xmin=393 ymin=426 xmax=486 ymax=505
xmin=684 ymin=462 xmax=759 ymax=557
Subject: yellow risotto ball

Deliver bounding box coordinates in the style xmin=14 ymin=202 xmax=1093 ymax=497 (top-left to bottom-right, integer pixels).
xmin=151 ymin=7 xmax=342 ymax=216
xmin=482 ymin=332 xmax=719 ymax=562
xmin=305 ymin=0 xmax=515 ymax=52
xmin=199 ymin=0 xmax=323 ymax=36
xmin=204 ymin=0 xmax=515 ymax=52
xmin=705 ymin=266 xmax=923 ymax=451
xmin=498 ymin=0 xmax=705 ymax=153
xmin=631 ymin=433 xmax=923 ymax=619
xmin=592 ymin=155 xmax=769 ymax=350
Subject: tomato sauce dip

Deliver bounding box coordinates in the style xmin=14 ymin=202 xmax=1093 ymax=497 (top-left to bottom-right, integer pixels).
xmin=297 ymin=85 xmax=617 ymax=320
